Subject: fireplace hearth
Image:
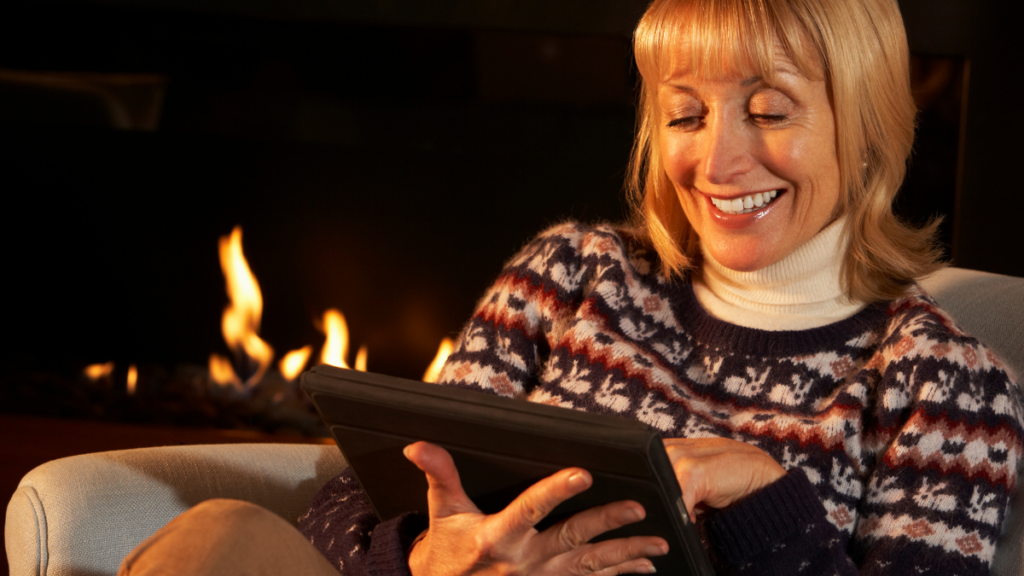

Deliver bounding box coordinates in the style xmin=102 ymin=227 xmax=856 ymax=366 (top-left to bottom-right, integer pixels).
xmin=3 ymin=362 xmax=326 ymax=436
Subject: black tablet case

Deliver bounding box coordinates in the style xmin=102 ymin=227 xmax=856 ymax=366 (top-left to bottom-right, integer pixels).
xmin=302 ymin=365 xmax=714 ymax=576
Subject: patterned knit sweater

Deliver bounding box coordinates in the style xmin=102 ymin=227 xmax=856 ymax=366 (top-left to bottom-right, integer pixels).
xmin=300 ymin=222 xmax=1024 ymax=576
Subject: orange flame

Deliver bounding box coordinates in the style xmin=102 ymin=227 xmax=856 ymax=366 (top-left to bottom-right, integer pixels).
xmin=422 ymin=338 xmax=454 ymax=383
xmin=321 ymin=309 xmax=350 ymax=368
xmin=355 ymin=345 xmax=368 ymax=372
xmin=280 ymin=345 xmax=313 ymax=381
xmin=84 ymin=362 xmax=114 ymax=381
xmin=127 ymin=364 xmax=138 ymax=395
xmin=209 ymin=353 xmax=242 ymax=391
xmin=218 ymin=226 xmax=274 ymax=388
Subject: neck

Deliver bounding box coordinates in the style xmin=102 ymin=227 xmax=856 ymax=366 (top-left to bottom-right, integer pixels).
xmin=691 ymin=217 xmax=867 ymax=330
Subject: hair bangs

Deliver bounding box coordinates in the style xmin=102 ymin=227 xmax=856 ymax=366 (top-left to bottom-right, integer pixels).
xmin=634 ymin=0 xmax=822 ymax=90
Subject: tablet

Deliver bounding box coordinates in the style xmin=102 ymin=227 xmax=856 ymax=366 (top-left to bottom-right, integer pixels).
xmin=301 ymin=365 xmax=714 ymax=576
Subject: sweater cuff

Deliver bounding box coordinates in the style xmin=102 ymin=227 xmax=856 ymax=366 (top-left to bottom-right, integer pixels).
xmin=367 ymin=513 xmax=429 ymax=576
xmin=703 ymin=468 xmax=828 ymax=565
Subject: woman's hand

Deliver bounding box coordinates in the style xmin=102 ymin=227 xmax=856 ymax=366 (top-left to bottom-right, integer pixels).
xmin=404 ymin=441 xmax=668 ymax=576
xmin=664 ymin=438 xmax=786 ymax=521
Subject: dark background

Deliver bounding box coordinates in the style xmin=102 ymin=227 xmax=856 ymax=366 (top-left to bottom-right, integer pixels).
xmin=0 ymin=0 xmax=1020 ymax=384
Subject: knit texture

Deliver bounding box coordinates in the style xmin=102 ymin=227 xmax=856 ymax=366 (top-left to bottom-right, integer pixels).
xmin=301 ymin=222 xmax=1024 ymax=575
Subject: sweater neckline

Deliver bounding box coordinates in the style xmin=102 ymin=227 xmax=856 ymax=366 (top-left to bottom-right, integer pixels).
xmin=694 ymin=217 xmax=868 ymax=329
xmin=669 ymin=273 xmax=890 ymax=356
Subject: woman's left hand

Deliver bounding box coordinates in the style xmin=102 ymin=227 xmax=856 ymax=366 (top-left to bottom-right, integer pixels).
xmin=663 ymin=438 xmax=786 ymax=521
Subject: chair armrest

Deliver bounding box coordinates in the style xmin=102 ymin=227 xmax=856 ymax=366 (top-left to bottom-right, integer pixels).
xmin=5 ymin=443 xmax=346 ymax=576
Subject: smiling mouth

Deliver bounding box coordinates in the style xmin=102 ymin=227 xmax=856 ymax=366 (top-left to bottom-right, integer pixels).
xmin=710 ymin=189 xmax=783 ymax=215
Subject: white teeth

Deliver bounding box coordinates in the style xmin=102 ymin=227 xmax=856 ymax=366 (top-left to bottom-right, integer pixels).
xmin=712 ymin=190 xmax=782 ymax=214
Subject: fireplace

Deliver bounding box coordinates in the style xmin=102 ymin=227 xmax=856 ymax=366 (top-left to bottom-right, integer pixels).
xmin=0 ymin=3 xmax=647 ymax=437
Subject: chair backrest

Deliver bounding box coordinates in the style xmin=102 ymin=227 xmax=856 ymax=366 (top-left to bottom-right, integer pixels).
xmin=918 ymin=267 xmax=1024 ymax=576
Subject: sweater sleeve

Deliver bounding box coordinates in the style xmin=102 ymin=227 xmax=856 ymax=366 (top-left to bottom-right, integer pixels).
xmin=298 ymin=469 xmax=427 ymax=576
xmin=435 ymin=222 xmax=595 ymax=397
xmin=703 ymin=468 xmax=859 ymax=575
xmin=847 ymin=309 xmax=1024 ymax=575
xmin=701 ymin=300 xmax=1024 ymax=576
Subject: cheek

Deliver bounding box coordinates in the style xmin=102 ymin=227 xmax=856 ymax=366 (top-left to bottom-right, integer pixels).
xmin=768 ymin=133 xmax=839 ymax=204
xmin=659 ymin=134 xmax=694 ymax=184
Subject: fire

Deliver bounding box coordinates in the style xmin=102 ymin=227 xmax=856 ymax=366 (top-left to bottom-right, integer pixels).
xmin=355 ymin=345 xmax=368 ymax=372
xmin=209 ymin=353 xmax=242 ymax=391
xmin=321 ymin=308 xmax=351 ymax=368
xmin=200 ymin=227 xmax=450 ymax=392
xmin=84 ymin=362 xmax=114 ymax=381
xmin=127 ymin=364 xmax=138 ymax=395
xmin=218 ymin=226 xmax=274 ymax=388
xmin=280 ymin=345 xmax=313 ymax=381
xmin=422 ymin=337 xmax=455 ymax=383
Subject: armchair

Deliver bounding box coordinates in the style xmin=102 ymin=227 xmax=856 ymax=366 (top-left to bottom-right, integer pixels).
xmin=6 ymin=267 xmax=1023 ymax=576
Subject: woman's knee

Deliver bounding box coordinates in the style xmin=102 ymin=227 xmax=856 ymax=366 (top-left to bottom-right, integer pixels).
xmin=120 ymin=499 xmax=304 ymax=576
xmin=184 ymin=498 xmax=283 ymax=529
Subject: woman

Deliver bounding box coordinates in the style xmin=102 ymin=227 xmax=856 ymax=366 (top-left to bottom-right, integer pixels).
xmin=119 ymin=0 xmax=1023 ymax=574
xmin=297 ymin=0 xmax=1023 ymax=574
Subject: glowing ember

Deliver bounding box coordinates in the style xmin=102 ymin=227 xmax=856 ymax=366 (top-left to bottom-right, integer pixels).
xmin=127 ymin=364 xmax=138 ymax=395
xmin=218 ymin=226 xmax=274 ymax=388
xmin=84 ymin=362 xmax=114 ymax=381
xmin=422 ymin=338 xmax=455 ymax=383
xmin=209 ymin=353 xmax=242 ymax=391
xmin=280 ymin=346 xmax=313 ymax=381
xmin=321 ymin=308 xmax=351 ymax=368
xmin=355 ymin=345 xmax=368 ymax=372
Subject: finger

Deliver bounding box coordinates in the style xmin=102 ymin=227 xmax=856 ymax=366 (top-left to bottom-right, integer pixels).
xmin=553 ymin=536 xmax=667 ymax=576
xmin=663 ymin=437 xmax=741 ymax=459
xmin=589 ymin=558 xmax=658 ymax=576
xmin=494 ymin=467 xmax=593 ymax=537
xmin=541 ymin=500 xmax=648 ymax=556
xmin=403 ymin=441 xmax=480 ymax=518
xmin=668 ymin=456 xmax=707 ymax=523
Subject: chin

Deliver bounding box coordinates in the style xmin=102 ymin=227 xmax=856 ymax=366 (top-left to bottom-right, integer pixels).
xmin=711 ymin=255 xmax=767 ymax=273
xmin=702 ymin=238 xmax=782 ymax=272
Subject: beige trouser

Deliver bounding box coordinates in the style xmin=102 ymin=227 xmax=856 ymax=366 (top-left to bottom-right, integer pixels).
xmin=119 ymin=499 xmax=342 ymax=576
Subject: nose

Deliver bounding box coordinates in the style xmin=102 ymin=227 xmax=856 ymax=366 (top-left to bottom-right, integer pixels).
xmin=700 ymin=114 xmax=754 ymax=185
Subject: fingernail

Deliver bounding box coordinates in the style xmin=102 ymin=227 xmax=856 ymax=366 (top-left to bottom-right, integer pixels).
xmin=402 ymin=446 xmax=411 ymax=459
xmin=567 ymin=471 xmax=590 ymax=489
xmin=645 ymin=544 xmax=668 ymax=556
xmin=621 ymin=506 xmax=643 ymax=523
xmin=642 ymin=562 xmax=657 ymax=573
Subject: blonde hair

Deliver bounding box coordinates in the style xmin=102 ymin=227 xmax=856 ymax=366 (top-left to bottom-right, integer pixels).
xmin=626 ymin=0 xmax=945 ymax=302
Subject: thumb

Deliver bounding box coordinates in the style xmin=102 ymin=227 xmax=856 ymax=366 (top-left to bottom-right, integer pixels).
xmin=404 ymin=441 xmax=480 ymax=519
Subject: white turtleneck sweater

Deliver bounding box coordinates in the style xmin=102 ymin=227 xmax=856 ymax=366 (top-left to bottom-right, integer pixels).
xmin=691 ymin=217 xmax=868 ymax=331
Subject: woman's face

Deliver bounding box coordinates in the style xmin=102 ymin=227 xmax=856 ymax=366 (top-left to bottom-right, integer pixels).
xmin=657 ymin=47 xmax=841 ymax=272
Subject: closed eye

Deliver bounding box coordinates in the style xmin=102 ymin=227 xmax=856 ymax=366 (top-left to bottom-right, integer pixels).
xmin=750 ymin=114 xmax=788 ymax=127
xmin=667 ymin=116 xmax=704 ymax=130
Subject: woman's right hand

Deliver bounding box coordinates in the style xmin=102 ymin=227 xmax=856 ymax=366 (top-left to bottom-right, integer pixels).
xmin=404 ymin=441 xmax=668 ymax=576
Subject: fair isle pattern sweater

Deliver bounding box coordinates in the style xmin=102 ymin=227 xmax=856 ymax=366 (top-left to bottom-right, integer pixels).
xmin=300 ymin=222 xmax=1024 ymax=576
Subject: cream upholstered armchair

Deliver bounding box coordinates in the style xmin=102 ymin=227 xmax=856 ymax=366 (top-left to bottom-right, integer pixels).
xmin=5 ymin=444 xmax=348 ymax=576
xmin=6 ymin=267 xmax=1024 ymax=576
